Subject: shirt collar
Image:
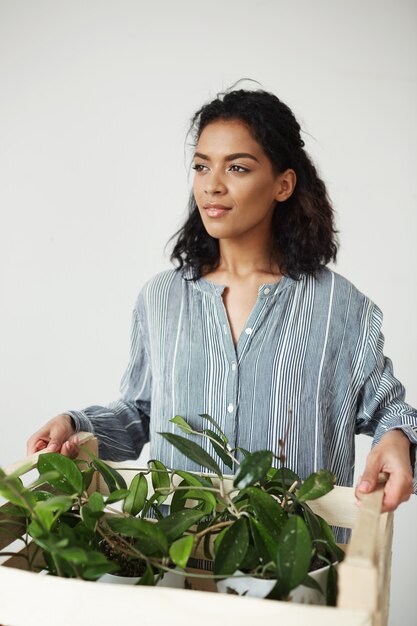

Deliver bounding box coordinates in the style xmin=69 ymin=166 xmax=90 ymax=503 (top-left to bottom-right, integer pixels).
xmin=181 ymin=267 xmax=296 ymax=298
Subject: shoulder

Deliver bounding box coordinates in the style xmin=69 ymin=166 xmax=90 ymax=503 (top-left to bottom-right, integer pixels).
xmin=304 ymin=266 xmax=373 ymax=301
xmin=299 ymin=267 xmax=381 ymax=322
xmin=133 ymin=269 xmax=184 ymax=313
xmin=142 ymin=269 xmax=181 ymax=295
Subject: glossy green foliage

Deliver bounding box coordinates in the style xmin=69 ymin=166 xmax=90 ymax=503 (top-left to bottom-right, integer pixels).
xmin=159 ymin=433 xmax=221 ymax=476
xmin=276 ymin=516 xmax=313 ymax=594
xmin=213 ymin=518 xmax=249 ymax=576
xmin=233 ymin=450 xmax=273 ymax=488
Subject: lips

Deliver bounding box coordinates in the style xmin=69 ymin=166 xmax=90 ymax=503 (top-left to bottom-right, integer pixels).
xmin=203 ymin=203 xmax=232 ymax=218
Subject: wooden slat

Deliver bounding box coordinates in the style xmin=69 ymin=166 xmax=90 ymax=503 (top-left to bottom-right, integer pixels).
xmin=376 ymin=512 xmax=394 ymax=626
xmin=2 ymin=539 xmax=45 ymax=571
xmin=0 ymin=433 xmax=99 ymax=550
xmin=307 ymin=485 xmax=359 ymax=528
xmin=337 ymin=478 xmax=391 ymax=626
xmin=0 ymin=566 xmax=372 ymax=626
xmin=0 ymin=437 xmax=394 ymax=626
xmin=3 ymin=431 xmax=97 ymax=477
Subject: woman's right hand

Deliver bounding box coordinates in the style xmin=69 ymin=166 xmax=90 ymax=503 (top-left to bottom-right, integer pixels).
xmin=26 ymin=414 xmax=80 ymax=458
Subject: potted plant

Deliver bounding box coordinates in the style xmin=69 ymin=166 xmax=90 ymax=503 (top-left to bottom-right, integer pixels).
xmin=0 ymin=414 xmax=343 ymax=604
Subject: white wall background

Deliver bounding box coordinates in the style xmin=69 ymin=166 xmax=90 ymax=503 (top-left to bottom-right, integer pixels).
xmin=0 ymin=1 xmax=416 ymax=623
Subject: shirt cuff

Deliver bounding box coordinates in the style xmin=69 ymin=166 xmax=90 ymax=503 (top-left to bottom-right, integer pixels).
xmin=65 ymin=410 xmax=95 ymax=435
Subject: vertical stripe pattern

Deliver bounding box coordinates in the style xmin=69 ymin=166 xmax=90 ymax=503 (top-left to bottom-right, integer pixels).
xmin=68 ymin=267 xmax=417 ymax=494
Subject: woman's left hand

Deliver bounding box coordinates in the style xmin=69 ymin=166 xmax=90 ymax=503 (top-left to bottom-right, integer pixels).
xmin=355 ymin=429 xmax=414 ymax=512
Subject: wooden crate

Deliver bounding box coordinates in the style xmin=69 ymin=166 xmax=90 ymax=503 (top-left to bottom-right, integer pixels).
xmin=0 ymin=432 xmax=393 ymax=626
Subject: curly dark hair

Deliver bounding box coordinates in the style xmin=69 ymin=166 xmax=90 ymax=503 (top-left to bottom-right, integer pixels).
xmin=170 ymin=87 xmax=338 ymax=279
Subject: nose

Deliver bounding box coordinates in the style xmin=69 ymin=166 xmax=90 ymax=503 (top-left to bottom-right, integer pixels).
xmin=204 ymin=170 xmax=227 ymax=195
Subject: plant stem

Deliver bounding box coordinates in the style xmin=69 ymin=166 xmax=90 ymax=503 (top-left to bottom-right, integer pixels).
xmin=194 ymin=520 xmax=233 ymax=539
xmin=154 ymin=485 xmax=221 ymax=495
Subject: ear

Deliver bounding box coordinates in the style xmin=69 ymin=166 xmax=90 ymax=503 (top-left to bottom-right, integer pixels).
xmin=274 ymin=169 xmax=296 ymax=203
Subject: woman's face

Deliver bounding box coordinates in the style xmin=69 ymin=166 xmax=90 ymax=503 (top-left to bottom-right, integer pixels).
xmin=193 ymin=119 xmax=294 ymax=244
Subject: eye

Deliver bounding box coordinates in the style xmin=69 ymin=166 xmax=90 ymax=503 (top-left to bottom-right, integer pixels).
xmin=192 ymin=163 xmax=207 ymax=172
xmin=229 ymin=164 xmax=249 ymax=173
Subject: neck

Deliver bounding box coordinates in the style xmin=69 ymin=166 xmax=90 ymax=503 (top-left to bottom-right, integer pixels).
xmin=215 ymin=226 xmax=282 ymax=279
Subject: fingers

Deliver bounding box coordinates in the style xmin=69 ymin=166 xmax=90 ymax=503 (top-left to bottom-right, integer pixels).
xmin=27 ymin=434 xmax=48 ymax=456
xmin=60 ymin=435 xmax=80 ymax=459
xmin=27 ymin=414 xmax=76 ymax=456
xmin=381 ymin=471 xmax=413 ymax=513
xmin=356 ymin=431 xmax=414 ymax=513
xmin=355 ymin=453 xmax=380 ymax=500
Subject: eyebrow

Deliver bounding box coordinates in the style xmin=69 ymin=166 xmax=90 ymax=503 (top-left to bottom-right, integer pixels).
xmin=194 ymin=151 xmax=260 ymax=163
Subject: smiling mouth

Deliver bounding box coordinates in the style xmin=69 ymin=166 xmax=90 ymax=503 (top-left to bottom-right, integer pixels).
xmin=203 ymin=203 xmax=232 ymax=218
xmin=205 ymin=207 xmax=231 ymax=218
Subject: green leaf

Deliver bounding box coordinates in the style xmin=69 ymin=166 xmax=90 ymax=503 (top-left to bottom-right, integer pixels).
xmin=105 ymin=489 xmax=130 ymax=504
xmin=199 ymin=414 xmax=228 ymax=444
xmin=140 ymin=492 xmax=160 ymax=518
xmin=276 ymin=516 xmax=312 ymax=593
xmin=204 ymin=429 xmax=233 ymax=470
xmin=123 ymin=473 xmax=148 ymax=515
xmin=0 ymin=503 xmax=28 ymax=517
xmin=107 ymin=517 xmax=168 ymax=556
xmin=36 ymin=495 xmax=73 ymax=512
xmin=0 ymin=475 xmax=36 ymax=510
xmin=169 ymin=415 xmax=194 ymax=434
xmin=60 ymin=547 xmax=89 ymax=565
xmin=300 ymin=573 xmax=324 ymax=594
xmin=28 ymin=471 xmax=61 ymax=489
xmin=169 ymin=535 xmax=194 ymax=569
xmin=297 ymin=470 xmax=336 ymax=502
xmin=326 ymin=563 xmax=338 ymax=606
xmin=88 ymin=492 xmax=105 ymax=512
xmin=37 ymin=453 xmax=84 ymax=495
xmin=233 ymin=447 xmax=250 ymax=458
xmin=213 ymin=518 xmax=249 ymax=576
xmin=149 ymin=461 xmax=170 ymax=505
xmin=173 ymin=470 xmax=214 ymax=489
xmin=82 ymin=467 xmax=96 ymax=492
xmin=29 ymin=525 xmax=69 ymax=550
xmin=82 ymin=551 xmax=119 ymax=580
xmin=265 ymin=580 xmax=286 ymax=601
xmin=170 ymin=483 xmax=187 ymax=514
xmin=136 ymin=563 xmax=155 ymax=586
xmin=92 ymin=458 xmax=127 ymax=492
xmin=249 ymin=517 xmax=278 ymax=567
xmin=213 ymin=526 xmax=229 ymax=557
xmin=239 ymin=543 xmax=260 ymax=572
xmin=316 ymin=515 xmax=345 ymax=563
xmin=159 ymin=433 xmax=221 ymax=476
xmin=300 ymin=504 xmax=325 ymax=556
xmin=182 ymin=489 xmax=216 ymax=514
xmin=203 ymin=532 xmax=213 ymax=560
xmin=268 ymin=467 xmax=301 ymax=488
xmin=233 ymin=450 xmax=273 ymax=488
xmin=81 ymin=505 xmax=102 ymax=531
xmin=33 ymin=496 xmax=73 ymax=531
xmin=171 ymin=472 xmax=217 ymax=513
xmin=246 ymin=487 xmax=287 ymax=540
xmin=158 ymin=509 xmax=206 ymax=543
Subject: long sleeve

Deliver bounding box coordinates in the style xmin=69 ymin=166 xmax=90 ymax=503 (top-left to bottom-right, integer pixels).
xmin=355 ymin=303 xmax=417 ymax=489
xmin=67 ymin=308 xmax=152 ymax=461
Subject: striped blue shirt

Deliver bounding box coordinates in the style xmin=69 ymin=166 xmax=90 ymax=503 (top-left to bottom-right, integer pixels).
xmin=68 ymin=267 xmax=417 ymax=491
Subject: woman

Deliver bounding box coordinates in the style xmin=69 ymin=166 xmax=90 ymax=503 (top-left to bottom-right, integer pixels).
xmin=27 ymin=87 xmax=417 ymax=513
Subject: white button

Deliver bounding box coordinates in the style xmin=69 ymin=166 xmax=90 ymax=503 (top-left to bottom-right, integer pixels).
xmin=231 ymin=363 xmax=237 ymax=371
xmin=245 ymin=327 xmax=253 ymax=335
xmin=215 ymin=289 xmax=220 ymax=296
xmin=227 ymin=403 xmax=234 ymax=413
xmin=264 ymin=287 xmax=270 ymax=295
